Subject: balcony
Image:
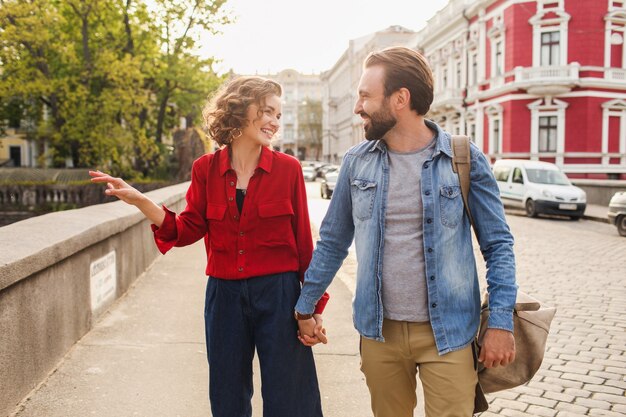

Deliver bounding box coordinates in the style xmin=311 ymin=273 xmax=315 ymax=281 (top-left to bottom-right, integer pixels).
xmin=606 ymin=68 xmax=626 ymax=81
xmin=514 ymin=64 xmax=580 ymax=95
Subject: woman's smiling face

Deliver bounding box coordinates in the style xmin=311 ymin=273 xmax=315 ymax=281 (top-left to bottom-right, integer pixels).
xmin=241 ymin=94 xmax=282 ymax=147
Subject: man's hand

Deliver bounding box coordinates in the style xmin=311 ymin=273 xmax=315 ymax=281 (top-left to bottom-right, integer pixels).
xmin=479 ymin=328 xmax=515 ymax=368
xmin=297 ymin=314 xmax=328 ymax=347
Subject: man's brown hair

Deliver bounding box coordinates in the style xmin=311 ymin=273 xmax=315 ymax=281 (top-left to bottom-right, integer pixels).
xmin=364 ymin=46 xmax=434 ymax=116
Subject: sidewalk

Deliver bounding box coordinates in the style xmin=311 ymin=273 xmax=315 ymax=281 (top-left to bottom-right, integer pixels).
xmin=504 ymin=203 xmax=608 ymax=223
xmin=10 ymin=241 xmax=374 ymax=417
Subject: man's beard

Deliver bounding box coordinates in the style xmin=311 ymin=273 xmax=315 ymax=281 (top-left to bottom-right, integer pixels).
xmin=362 ymin=102 xmax=397 ymax=141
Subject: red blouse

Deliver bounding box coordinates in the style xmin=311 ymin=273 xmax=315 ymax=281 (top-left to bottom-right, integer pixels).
xmin=151 ymin=146 xmax=329 ymax=314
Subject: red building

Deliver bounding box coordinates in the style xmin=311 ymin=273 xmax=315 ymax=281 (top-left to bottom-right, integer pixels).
xmin=421 ymin=0 xmax=626 ymax=179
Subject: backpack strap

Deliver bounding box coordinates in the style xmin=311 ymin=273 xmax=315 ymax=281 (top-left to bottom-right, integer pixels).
xmin=451 ymin=135 xmax=477 ymax=235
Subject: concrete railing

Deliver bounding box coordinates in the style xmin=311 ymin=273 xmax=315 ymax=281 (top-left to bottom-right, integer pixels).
xmin=571 ymin=179 xmax=626 ymax=206
xmin=0 ymin=182 xmax=190 ymax=417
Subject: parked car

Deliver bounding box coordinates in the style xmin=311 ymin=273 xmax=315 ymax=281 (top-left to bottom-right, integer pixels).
xmin=608 ymin=191 xmax=626 ymax=237
xmin=302 ymin=166 xmax=317 ymax=182
xmin=320 ymin=170 xmax=339 ymax=199
xmin=492 ymin=159 xmax=586 ymax=219
xmin=319 ymin=164 xmax=340 ymax=179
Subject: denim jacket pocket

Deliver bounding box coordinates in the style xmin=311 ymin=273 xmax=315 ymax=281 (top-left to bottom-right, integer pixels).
xmin=351 ymin=178 xmax=377 ymax=220
xmin=439 ymin=185 xmax=463 ymax=228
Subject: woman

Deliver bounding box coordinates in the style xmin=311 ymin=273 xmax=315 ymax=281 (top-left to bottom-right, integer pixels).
xmin=90 ymin=76 xmax=328 ymax=417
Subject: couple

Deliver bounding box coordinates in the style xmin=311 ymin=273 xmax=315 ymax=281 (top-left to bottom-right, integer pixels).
xmin=90 ymin=46 xmax=517 ymax=417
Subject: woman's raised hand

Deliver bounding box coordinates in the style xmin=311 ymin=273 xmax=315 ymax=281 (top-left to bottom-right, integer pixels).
xmin=89 ymin=170 xmax=165 ymax=227
xmin=89 ymin=170 xmax=145 ymax=206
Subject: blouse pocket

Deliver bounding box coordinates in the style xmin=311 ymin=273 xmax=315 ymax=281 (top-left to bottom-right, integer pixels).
xmin=206 ymin=203 xmax=227 ymax=250
xmin=257 ymin=200 xmax=295 ymax=246
xmin=439 ymin=185 xmax=463 ymax=228
xmin=351 ymin=178 xmax=377 ymax=220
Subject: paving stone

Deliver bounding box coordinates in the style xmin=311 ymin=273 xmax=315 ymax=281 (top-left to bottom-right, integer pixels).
xmin=491 ymin=398 xmax=528 ymax=412
xmin=487 ymin=390 xmax=520 ymax=401
xmin=574 ymin=397 xmax=611 ymax=410
xmin=560 ymin=373 xmax=605 ymax=385
xmin=542 ymin=376 xmax=584 ymax=389
xmin=536 ymin=369 xmax=564 ymax=379
xmin=592 ymin=393 xmax=626 ymax=405
xmin=512 ymin=385 xmax=546 ymax=397
xmin=526 ymin=405 xmax=558 ymax=417
xmin=542 ymin=390 xmax=576 ymax=403
xmin=527 ymin=380 xmax=562 ymax=392
xmin=582 ymin=384 xmax=623 ymax=395
xmin=517 ymin=394 xmax=557 ymax=409
xmin=589 ymin=370 xmax=624 ymax=381
xmin=590 ymin=410 xmax=626 ymax=416
xmin=500 ymin=410 xmax=536 ymax=417
xmin=604 ymin=380 xmax=626 ymax=390
xmin=555 ymin=402 xmax=589 ymax=414
xmin=563 ymin=388 xmax=592 ymax=398
xmin=592 ymin=358 xmax=626 ymax=367
xmin=579 ymin=351 xmax=610 ymax=360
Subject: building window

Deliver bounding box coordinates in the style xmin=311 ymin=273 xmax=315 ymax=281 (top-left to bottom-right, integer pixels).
xmin=538 ymin=116 xmax=558 ymax=152
xmin=541 ymin=31 xmax=560 ymax=66
xmin=442 ymin=66 xmax=448 ymax=89
xmin=530 ymin=3 xmax=570 ymax=67
xmin=455 ymin=61 xmax=462 ymax=88
xmin=471 ymin=52 xmax=478 ymax=85
xmin=528 ymin=97 xmax=568 ymax=163
xmin=494 ymin=40 xmax=504 ymax=76
xmin=469 ymin=123 xmax=476 ymax=142
xmin=492 ymin=119 xmax=501 ymax=153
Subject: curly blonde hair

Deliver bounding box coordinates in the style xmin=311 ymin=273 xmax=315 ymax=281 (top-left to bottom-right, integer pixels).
xmin=203 ymin=76 xmax=282 ymax=146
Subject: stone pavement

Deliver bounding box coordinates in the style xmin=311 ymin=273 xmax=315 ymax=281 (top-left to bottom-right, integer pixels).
xmin=475 ymin=212 xmax=626 ymax=416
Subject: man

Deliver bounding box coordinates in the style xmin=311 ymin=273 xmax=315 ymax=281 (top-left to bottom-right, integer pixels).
xmin=294 ymin=46 xmax=517 ymax=417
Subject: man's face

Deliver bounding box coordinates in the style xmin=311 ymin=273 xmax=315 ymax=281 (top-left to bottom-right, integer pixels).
xmin=354 ymin=65 xmax=397 ymax=140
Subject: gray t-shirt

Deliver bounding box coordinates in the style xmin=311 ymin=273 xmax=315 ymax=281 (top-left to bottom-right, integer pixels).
xmin=382 ymin=139 xmax=436 ymax=322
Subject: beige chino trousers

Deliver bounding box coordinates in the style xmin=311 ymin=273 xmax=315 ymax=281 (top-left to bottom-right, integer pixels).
xmin=360 ymin=319 xmax=477 ymax=417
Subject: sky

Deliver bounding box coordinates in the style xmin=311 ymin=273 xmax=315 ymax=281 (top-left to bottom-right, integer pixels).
xmin=197 ymin=0 xmax=451 ymax=75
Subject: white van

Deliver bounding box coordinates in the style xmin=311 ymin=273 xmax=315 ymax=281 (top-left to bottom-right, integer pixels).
xmin=492 ymin=159 xmax=587 ymax=219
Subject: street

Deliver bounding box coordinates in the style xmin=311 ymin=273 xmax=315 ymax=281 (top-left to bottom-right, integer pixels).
xmin=305 ymin=179 xmax=626 ymax=416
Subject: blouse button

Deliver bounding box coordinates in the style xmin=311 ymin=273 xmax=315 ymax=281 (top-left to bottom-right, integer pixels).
xmin=234 ymin=215 xmax=239 ymax=220
xmin=239 ymin=231 xmax=244 ymax=236
xmin=230 ymin=181 xmax=235 ymax=186
xmin=228 ymin=197 xmax=234 ymax=201
xmin=238 ymin=267 xmax=243 ymax=272
xmin=239 ymin=249 xmax=245 ymax=255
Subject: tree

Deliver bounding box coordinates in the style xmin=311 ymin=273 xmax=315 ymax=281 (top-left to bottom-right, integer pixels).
xmin=298 ymin=99 xmax=323 ymax=160
xmin=0 ymin=0 xmax=229 ymax=177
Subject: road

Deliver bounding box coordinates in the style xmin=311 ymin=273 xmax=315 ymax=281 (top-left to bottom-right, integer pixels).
xmin=305 ymin=179 xmax=626 ymax=417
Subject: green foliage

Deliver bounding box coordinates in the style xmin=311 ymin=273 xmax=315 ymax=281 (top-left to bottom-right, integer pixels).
xmin=298 ymin=99 xmax=323 ymax=160
xmin=0 ymin=0 xmax=230 ymax=177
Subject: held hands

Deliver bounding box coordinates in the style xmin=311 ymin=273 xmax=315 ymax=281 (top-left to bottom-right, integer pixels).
xmin=478 ymin=328 xmax=516 ymax=368
xmin=297 ymin=314 xmax=328 ymax=347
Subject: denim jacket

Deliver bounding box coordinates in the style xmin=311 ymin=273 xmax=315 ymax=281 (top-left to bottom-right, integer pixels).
xmin=295 ymin=120 xmax=517 ymax=354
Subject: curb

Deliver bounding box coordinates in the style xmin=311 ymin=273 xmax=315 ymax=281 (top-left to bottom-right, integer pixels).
xmin=503 ymin=208 xmax=609 ymax=224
